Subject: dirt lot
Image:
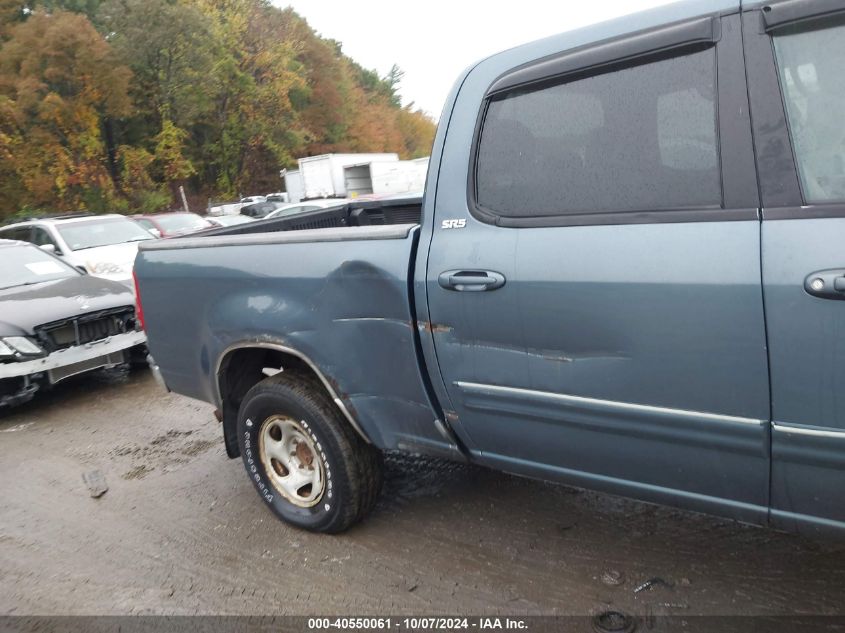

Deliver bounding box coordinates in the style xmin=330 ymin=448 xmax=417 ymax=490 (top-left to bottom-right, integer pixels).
xmin=1 ymin=368 xmax=844 ymax=620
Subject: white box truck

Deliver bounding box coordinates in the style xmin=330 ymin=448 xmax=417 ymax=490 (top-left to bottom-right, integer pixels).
xmin=282 ymin=169 xmax=305 ymax=203
xmin=298 ymin=153 xmax=398 ymax=200
xmin=344 ymin=158 xmax=429 ymax=198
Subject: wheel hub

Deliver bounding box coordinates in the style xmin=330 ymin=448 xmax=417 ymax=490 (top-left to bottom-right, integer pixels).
xmin=295 ymin=440 xmax=314 ymax=468
xmin=259 ymin=416 xmax=325 ymax=507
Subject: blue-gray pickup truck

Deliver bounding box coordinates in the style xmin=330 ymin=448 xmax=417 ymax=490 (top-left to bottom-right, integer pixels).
xmin=135 ymin=0 xmax=845 ymax=535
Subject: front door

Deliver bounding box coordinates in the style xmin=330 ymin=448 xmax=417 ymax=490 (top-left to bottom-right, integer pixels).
xmin=744 ymin=3 xmax=845 ymax=533
xmin=426 ymin=13 xmax=772 ymax=521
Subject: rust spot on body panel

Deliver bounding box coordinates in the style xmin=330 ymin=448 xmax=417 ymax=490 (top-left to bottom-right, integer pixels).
xmin=419 ymin=321 xmax=453 ymax=334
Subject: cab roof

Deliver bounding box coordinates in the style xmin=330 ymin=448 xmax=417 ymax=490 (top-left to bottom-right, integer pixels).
xmin=473 ymin=0 xmax=740 ymax=85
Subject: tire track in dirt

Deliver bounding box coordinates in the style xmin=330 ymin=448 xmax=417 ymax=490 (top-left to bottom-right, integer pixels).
xmin=1 ymin=370 xmax=844 ymax=616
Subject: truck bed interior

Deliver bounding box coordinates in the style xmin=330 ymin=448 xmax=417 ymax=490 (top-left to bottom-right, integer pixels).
xmin=201 ymin=196 xmax=423 ymax=237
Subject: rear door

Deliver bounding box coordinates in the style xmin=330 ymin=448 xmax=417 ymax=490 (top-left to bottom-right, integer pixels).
xmin=425 ymin=11 xmax=772 ymax=521
xmin=744 ymin=1 xmax=845 ymax=533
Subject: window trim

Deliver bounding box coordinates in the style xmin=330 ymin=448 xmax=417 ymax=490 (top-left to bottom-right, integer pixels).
xmin=743 ymin=6 xmax=845 ymax=218
xmin=487 ymin=16 xmax=721 ymax=97
xmin=769 ymin=12 xmax=845 ymax=208
xmin=467 ymin=13 xmax=757 ymax=229
xmin=759 ymin=0 xmax=845 ymax=33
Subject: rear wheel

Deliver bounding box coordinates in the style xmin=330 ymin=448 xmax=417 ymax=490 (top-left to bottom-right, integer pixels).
xmin=237 ymin=374 xmax=382 ymax=533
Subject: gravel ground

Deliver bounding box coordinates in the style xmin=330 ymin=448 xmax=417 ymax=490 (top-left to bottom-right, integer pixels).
xmin=1 ymin=368 xmax=844 ymax=622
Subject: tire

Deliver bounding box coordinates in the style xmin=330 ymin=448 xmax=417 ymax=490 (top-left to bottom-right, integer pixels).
xmin=237 ymin=373 xmax=382 ymax=533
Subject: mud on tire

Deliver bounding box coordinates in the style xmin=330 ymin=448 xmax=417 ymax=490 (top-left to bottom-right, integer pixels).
xmin=237 ymin=373 xmax=383 ymax=533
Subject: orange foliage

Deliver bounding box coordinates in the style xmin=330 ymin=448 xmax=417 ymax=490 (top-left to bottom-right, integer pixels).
xmin=0 ymin=1 xmax=437 ymax=217
xmin=0 ymin=10 xmax=131 ymax=212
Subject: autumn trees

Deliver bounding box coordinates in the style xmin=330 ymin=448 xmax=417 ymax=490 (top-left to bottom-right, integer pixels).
xmin=0 ymin=0 xmax=436 ymax=220
xmin=0 ymin=10 xmax=131 ymax=214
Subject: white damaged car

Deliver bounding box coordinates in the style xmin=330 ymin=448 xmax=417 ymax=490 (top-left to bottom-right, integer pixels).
xmin=0 ymin=214 xmax=155 ymax=287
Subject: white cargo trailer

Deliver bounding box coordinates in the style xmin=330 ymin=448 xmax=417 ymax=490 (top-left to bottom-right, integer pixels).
xmin=344 ymin=158 xmax=429 ymax=198
xmin=282 ymin=169 xmax=305 ymax=203
xmin=298 ymin=153 xmax=398 ymax=200
xmin=207 ymin=201 xmax=244 ymax=216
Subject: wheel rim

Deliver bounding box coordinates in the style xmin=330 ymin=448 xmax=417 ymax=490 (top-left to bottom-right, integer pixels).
xmin=258 ymin=416 xmax=325 ymax=507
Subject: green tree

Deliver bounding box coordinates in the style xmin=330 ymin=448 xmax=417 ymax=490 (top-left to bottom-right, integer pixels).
xmin=117 ymin=145 xmax=170 ymax=212
xmin=383 ymin=64 xmax=404 ymax=107
xmin=152 ymin=117 xmax=194 ymax=206
xmin=97 ymin=0 xmax=214 ymax=130
xmin=35 ymin=0 xmax=103 ymax=16
xmin=188 ymin=0 xmax=305 ymax=195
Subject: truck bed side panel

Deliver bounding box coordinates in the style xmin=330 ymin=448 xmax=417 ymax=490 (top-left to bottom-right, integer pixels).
xmin=135 ymin=226 xmax=447 ymax=452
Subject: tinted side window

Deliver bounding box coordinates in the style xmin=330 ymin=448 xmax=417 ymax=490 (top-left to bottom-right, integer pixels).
xmin=0 ymin=226 xmax=32 ymax=242
xmin=476 ymin=48 xmax=721 ymax=219
xmin=773 ymin=16 xmax=845 ymax=204
xmin=32 ymin=227 xmax=58 ymax=248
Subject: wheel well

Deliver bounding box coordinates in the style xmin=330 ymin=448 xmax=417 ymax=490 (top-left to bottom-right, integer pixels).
xmin=217 ymin=346 xmax=365 ymax=458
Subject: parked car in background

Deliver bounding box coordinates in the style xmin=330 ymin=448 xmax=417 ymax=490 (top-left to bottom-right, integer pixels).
xmin=132 ymin=212 xmax=215 ymax=238
xmin=263 ymin=198 xmax=350 ymax=220
xmin=0 ymin=240 xmax=146 ymax=407
xmin=0 ymin=214 xmax=153 ymax=286
xmin=207 ymin=215 xmax=255 ymax=228
xmin=206 ymin=201 xmax=243 ymax=217
xmin=265 ymin=193 xmax=289 ymax=203
xmin=239 ymin=201 xmax=281 ymax=219
xmin=240 ymin=196 xmax=267 ymax=205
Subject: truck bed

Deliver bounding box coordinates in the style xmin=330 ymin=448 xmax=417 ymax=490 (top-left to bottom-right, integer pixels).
xmin=135 ymin=194 xmax=454 ymax=458
xmin=201 ymin=195 xmax=422 ymax=238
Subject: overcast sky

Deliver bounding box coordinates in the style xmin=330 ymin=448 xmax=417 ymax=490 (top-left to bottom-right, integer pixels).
xmin=275 ymin=0 xmax=676 ymax=119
